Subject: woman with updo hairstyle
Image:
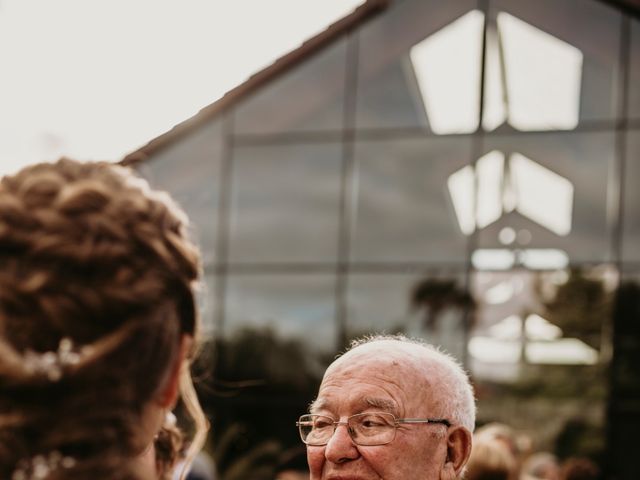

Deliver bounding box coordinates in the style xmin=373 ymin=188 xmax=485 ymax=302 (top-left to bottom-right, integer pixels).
xmin=0 ymin=158 xmax=208 ymax=479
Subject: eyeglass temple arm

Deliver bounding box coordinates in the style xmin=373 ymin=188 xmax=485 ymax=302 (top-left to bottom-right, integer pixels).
xmin=397 ymin=418 xmax=451 ymax=427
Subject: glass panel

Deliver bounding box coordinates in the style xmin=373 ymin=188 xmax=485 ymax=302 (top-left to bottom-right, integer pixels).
xmin=623 ymin=128 xmax=640 ymax=263
xmin=486 ymin=0 xmax=622 ymax=128
xmin=229 ymin=143 xmax=342 ymax=263
xmin=198 ymin=272 xmax=216 ymax=337
xmin=356 ymin=0 xmax=478 ymax=131
xmin=627 ymin=18 xmax=640 ymax=120
xmin=470 ymin=267 xmax=614 ymax=462
xmin=356 ymin=0 xmax=620 ymax=132
xmin=475 ymin=132 xmax=615 ymax=265
xmin=352 ymin=137 xmax=472 ymax=264
xmin=233 ymin=38 xmax=347 ymax=134
xmin=224 ymin=274 xmax=336 ymax=355
xmin=347 ymin=272 xmax=468 ymax=361
xmin=138 ymin=120 xmax=222 ymax=267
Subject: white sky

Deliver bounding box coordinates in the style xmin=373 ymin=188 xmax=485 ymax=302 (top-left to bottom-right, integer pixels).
xmin=0 ymin=0 xmax=363 ymax=176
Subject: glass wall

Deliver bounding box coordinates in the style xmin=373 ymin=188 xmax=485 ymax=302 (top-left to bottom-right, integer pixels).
xmin=137 ymin=0 xmax=638 ymax=477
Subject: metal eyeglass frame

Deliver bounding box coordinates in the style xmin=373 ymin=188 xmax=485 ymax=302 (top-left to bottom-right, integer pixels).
xmin=297 ymin=412 xmax=451 ymax=446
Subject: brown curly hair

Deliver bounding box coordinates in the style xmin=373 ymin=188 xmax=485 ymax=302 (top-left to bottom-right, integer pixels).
xmin=0 ymin=158 xmax=207 ymax=479
xmin=155 ymin=423 xmax=184 ymax=480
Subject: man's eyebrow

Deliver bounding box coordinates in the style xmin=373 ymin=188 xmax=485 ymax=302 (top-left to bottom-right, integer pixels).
xmin=308 ymin=397 xmax=399 ymax=415
xmin=363 ymin=397 xmax=398 ymax=414
xmin=309 ymin=398 xmax=329 ymax=413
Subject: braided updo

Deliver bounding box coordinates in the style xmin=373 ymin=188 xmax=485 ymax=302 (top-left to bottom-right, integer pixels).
xmin=0 ymin=158 xmax=206 ymax=479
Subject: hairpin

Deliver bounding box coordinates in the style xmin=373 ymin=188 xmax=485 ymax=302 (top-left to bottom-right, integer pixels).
xmin=164 ymin=411 xmax=177 ymax=428
xmin=23 ymin=337 xmax=92 ymax=382
xmin=11 ymin=451 xmax=76 ymax=480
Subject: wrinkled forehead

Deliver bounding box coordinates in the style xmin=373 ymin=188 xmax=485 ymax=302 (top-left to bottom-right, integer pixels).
xmin=316 ymin=341 xmax=446 ymax=414
xmin=325 ymin=341 xmax=428 ymax=376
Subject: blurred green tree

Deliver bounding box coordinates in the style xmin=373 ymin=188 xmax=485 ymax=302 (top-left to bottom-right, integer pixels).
xmin=541 ymin=268 xmax=612 ymax=350
xmin=410 ymin=278 xmax=475 ymax=331
xmin=192 ymin=327 xmax=322 ymax=480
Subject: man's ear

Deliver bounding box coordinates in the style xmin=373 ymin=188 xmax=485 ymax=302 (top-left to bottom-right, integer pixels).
xmin=440 ymin=426 xmax=472 ymax=480
xmin=156 ymin=335 xmax=193 ymax=409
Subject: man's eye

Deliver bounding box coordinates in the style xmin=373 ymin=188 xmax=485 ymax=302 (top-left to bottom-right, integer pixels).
xmin=314 ymin=419 xmax=333 ymax=429
xmin=359 ymin=415 xmax=389 ymax=428
xmin=361 ymin=420 xmax=382 ymax=428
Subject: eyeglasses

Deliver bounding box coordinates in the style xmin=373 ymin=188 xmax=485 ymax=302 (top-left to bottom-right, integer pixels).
xmin=297 ymin=412 xmax=451 ymax=446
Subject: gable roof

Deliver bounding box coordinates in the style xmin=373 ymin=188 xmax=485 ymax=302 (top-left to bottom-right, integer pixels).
xmin=121 ymin=0 xmax=389 ymax=167
xmin=121 ymin=0 xmax=639 ymax=168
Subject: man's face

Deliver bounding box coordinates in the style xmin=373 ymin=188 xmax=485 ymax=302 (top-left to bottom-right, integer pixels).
xmin=306 ymin=343 xmax=460 ymax=480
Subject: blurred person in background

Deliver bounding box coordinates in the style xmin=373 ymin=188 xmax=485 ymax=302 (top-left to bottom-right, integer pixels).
xmin=559 ymin=457 xmax=599 ymax=480
xmin=474 ymin=422 xmax=531 ymax=480
xmin=465 ymin=435 xmax=517 ymax=480
xmin=0 ymin=159 xmax=208 ymax=479
xmin=274 ymin=446 xmax=309 ymax=480
xmin=298 ymin=334 xmax=475 ymax=480
xmin=155 ymin=413 xmax=185 ymax=480
xmin=521 ymin=452 xmax=561 ymax=480
xmin=171 ymin=450 xmax=216 ymax=480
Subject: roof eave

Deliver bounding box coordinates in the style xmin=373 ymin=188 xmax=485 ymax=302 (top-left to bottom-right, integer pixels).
xmin=121 ymin=0 xmax=389 ymax=167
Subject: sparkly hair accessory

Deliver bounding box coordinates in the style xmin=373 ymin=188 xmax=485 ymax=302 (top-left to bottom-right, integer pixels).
xmin=23 ymin=338 xmax=92 ymax=382
xmin=11 ymin=451 xmax=76 ymax=480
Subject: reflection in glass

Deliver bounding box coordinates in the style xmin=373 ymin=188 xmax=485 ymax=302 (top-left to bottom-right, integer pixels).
xmin=138 ymin=120 xmax=222 ymax=266
xmin=488 ymin=12 xmax=583 ymax=131
xmin=229 ymin=143 xmax=342 ymax=263
xmin=526 ymin=337 xmax=598 ymax=365
xmin=630 ymin=19 xmax=640 ymax=119
xmin=471 ymin=249 xmax=515 ymax=270
xmin=357 ymin=0 xmax=620 ymax=131
xmin=473 ymin=313 xmax=598 ymax=365
xmin=198 ymin=273 xmax=216 ymax=336
xmin=346 ymin=274 xmax=418 ymax=336
xmin=347 ymin=273 xmax=468 ymax=361
xmin=477 ymin=132 xmax=614 ymax=263
xmin=622 ymin=130 xmax=640 ymax=263
xmin=409 ymin=7 xmax=583 ymax=134
xmin=409 ymin=9 xmax=484 ymax=134
xmin=448 ymin=150 xmax=574 ymax=237
xmin=470 ymin=268 xmax=612 ymax=380
xmin=352 ymin=137 xmax=471 ymax=263
xmin=519 ymin=249 xmax=570 ymax=270
xmin=448 ymin=150 xmax=505 ymax=234
xmin=510 ymin=153 xmax=573 ymax=236
xmin=489 ymin=0 xmax=621 ymax=125
xmin=355 ymin=0 xmax=477 ymax=130
xmin=498 ymin=227 xmax=517 ymax=245
xmin=359 ymin=0 xmax=620 ymax=134
xmin=234 ymin=38 xmax=347 ymax=134
xmin=471 ymin=249 xmax=570 ymax=271
xmin=225 ymin=274 xmax=336 ymax=354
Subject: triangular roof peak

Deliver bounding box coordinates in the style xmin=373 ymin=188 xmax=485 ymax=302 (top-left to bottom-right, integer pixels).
xmin=122 ymin=0 xmax=389 ymax=167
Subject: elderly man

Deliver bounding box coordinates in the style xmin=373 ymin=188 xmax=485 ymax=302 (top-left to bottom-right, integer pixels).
xmin=297 ymin=335 xmax=475 ymax=480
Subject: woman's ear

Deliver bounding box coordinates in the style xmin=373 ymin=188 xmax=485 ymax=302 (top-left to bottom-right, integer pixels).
xmin=440 ymin=426 xmax=472 ymax=480
xmin=157 ymin=335 xmax=193 ymax=409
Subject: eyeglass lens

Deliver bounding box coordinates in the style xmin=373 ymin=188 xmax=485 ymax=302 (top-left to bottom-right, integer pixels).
xmin=298 ymin=413 xmax=397 ymax=446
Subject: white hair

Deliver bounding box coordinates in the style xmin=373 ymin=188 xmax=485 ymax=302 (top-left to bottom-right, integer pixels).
xmin=345 ymin=334 xmax=476 ymax=433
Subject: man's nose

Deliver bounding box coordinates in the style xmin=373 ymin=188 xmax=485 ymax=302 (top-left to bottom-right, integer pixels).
xmin=324 ymin=421 xmax=360 ymax=464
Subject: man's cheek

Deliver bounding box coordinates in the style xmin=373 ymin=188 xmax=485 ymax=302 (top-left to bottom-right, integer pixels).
xmin=307 ymin=447 xmax=325 ymax=477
